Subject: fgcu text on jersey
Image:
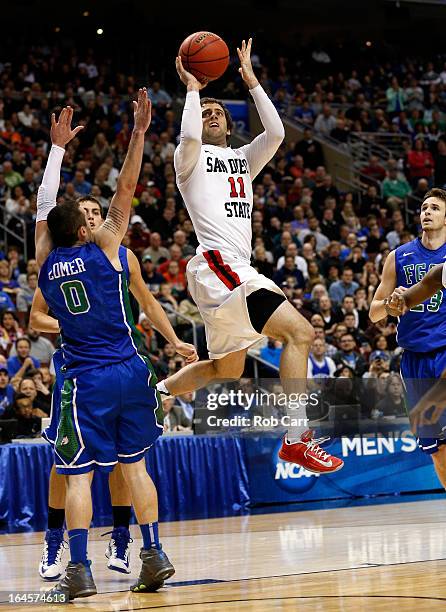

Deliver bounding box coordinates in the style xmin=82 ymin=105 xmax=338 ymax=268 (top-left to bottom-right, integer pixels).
xmin=395 ymin=237 xmax=446 ymax=351
xmin=39 ymin=243 xmax=139 ymax=375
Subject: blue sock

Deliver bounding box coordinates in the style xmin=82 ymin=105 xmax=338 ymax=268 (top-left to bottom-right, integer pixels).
xmin=140 ymin=522 xmax=160 ymax=550
xmin=68 ymin=529 xmax=88 ymax=564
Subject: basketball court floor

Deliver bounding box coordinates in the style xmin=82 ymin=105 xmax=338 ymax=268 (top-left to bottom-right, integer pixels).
xmin=1 ymin=499 xmax=446 ymax=610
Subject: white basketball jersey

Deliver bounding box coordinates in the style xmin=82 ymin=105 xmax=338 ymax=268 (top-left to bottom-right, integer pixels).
xmin=175 ymin=144 xmax=253 ymax=261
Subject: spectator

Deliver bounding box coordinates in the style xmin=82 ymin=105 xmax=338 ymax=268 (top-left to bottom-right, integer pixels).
xmin=9 ymin=326 xmax=54 ymax=365
xmin=8 ymin=337 xmax=40 ymax=380
xmin=0 ymin=366 xmax=14 ymax=416
xmin=273 ymin=255 xmax=305 ymax=288
xmin=148 ymin=81 xmax=172 ymax=108
xmin=141 ymin=254 xmax=165 ymax=293
xmin=71 ymin=169 xmax=92 ymax=195
xmin=163 ymin=397 xmax=191 ymax=432
xmin=16 ymin=271 xmax=37 ymax=314
xmin=374 ymin=375 xmax=405 ymax=418
xmin=174 ymin=392 xmax=195 ymax=423
xmin=12 ymin=393 xmax=41 ymax=438
xmin=406 ymin=139 xmax=434 ymax=187
xmin=328 ymin=267 xmax=359 ymax=304
xmin=314 ymin=104 xmax=337 ymax=136
xmin=157 ymin=244 xmax=187 ymax=275
xmin=386 ymin=77 xmax=406 ymax=114
xmin=333 ymin=333 xmax=367 ymax=376
xmin=162 ymin=261 xmax=187 ymax=295
xmin=18 ymin=376 xmax=50 ymax=416
xmin=382 ymin=167 xmax=412 ymax=210
xmin=361 ymin=155 xmax=387 ymax=185
xmin=294 ymin=128 xmax=324 ymax=169
xmin=143 ymin=232 xmax=170 ymax=265
xmin=308 ymin=338 xmax=336 ymax=378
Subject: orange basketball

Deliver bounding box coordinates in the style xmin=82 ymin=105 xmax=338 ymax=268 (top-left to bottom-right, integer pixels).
xmin=179 ymin=31 xmax=229 ymax=83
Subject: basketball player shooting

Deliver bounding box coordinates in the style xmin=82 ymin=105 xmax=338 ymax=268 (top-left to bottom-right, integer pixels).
xmin=157 ymin=38 xmax=343 ymax=473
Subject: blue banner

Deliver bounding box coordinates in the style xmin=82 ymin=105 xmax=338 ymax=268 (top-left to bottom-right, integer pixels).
xmin=245 ymin=433 xmax=440 ymax=505
xmin=222 ymin=100 xmax=249 ymax=133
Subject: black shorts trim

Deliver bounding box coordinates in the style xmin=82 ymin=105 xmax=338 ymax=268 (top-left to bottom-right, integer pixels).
xmin=246 ymin=288 xmax=286 ymax=334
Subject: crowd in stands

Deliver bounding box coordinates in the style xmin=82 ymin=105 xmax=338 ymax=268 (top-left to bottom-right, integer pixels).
xmin=3 ymin=43 xmax=440 ymax=437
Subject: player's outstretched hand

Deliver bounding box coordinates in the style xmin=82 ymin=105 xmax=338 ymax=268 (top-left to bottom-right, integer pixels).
xmin=132 ymin=88 xmax=152 ymax=133
xmin=237 ymin=38 xmax=259 ymax=90
xmin=175 ymin=341 xmax=199 ymax=364
xmin=175 ymin=56 xmax=208 ymax=91
xmin=50 ymin=106 xmax=84 ymax=148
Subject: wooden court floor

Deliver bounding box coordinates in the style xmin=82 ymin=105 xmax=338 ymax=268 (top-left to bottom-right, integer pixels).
xmin=1 ymin=499 xmax=446 ymax=611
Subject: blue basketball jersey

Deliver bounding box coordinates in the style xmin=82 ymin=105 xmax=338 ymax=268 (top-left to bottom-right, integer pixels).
xmin=309 ymin=354 xmax=331 ymax=378
xmin=395 ymin=237 xmax=446 ymax=352
xmin=39 ymin=242 xmax=139 ymax=376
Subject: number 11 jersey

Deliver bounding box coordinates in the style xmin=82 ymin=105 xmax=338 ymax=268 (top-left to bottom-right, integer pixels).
xmin=175 ymin=143 xmax=254 ymax=262
xmin=395 ymin=237 xmax=446 ymax=351
xmin=39 ymin=243 xmax=138 ymax=375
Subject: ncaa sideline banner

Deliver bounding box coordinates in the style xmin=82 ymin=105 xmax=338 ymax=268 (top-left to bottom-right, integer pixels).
xmin=244 ymin=433 xmax=439 ymax=505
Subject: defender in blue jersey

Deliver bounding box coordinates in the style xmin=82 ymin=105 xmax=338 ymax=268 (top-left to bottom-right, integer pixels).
xmin=370 ymin=188 xmax=446 ymax=490
xmin=31 ymin=95 xmax=175 ymax=601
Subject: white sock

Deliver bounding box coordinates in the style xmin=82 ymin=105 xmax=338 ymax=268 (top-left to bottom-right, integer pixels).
xmin=286 ymin=402 xmax=309 ymax=443
xmin=156 ymin=380 xmax=169 ymax=395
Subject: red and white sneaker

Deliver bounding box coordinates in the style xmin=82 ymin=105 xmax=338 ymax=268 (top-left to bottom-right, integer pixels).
xmin=278 ymin=430 xmax=344 ymax=474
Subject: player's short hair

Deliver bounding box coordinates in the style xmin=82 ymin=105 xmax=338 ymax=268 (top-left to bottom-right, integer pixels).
xmin=76 ymin=195 xmax=105 ymax=219
xmin=422 ymin=188 xmax=446 ymax=208
xmin=200 ymin=97 xmax=233 ymax=143
xmin=47 ymin=200 xmax=87 ymax=248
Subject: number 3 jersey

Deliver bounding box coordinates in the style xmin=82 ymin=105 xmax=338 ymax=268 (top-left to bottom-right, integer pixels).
xmin=39 ymin=243 xmax=138 ymax=375
xmin=395 ymin=237 xmax=446 ymax=351
xmin=176 ymin=144 xmax=253 ymax=261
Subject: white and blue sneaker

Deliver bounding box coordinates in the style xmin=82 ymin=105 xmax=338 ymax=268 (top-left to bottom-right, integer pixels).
xmin=39 ymin=528 xmax=67 ymax=581
xmin=103 ymin=527 xmax=132 ymax=574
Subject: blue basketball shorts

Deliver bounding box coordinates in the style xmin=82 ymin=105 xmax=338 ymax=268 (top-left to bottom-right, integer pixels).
xmin=400 ymin=349 xmax=446 ymax=455
xmin=51 ymin=354 xmax=163 ymax=475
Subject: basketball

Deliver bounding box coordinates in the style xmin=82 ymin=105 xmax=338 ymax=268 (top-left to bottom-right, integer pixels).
xmin=179 ymin=31 xmax=229 ymax=83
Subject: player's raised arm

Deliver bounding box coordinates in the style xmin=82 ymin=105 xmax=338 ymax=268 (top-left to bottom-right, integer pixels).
xmin=35 ymin=107 xmax=83 ymax=267
xmin=29 ymin=288 xmax=60 ymax=334
xmin=237 ymin=38 xmax=285 ymax=180
xmin=388 ymin=262 xmax=444 ymax=315
xmin=369 ymin=250 xmax=397 ymax=322
xmin=127 ymin=251 xmax=198 ymax=363
xmin=174 ymin=57 xmax=208 ymax=184
xmin=95 ymin=88 xmax=151 ymax=251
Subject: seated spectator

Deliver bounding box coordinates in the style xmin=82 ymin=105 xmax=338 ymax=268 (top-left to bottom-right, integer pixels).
xmin=174 ymin=392 xmax=195 ymax=423
xmin=298 ymin=217 xmax=330 ymax=253
xmin=328 ymin=267 xmax=359 ymax=304
xmin=9 ymin=393 xmax=40 ymax=437
xmin=276 ymin=243 xmax=308 ymax=278
xmin=0 ymin=366 xmax=14 ymax=416
xmin=386 ymin=217 xmax=406 ymax=250
xmin=18 ymin=375 xmax=50 ymax=416
xmin=382 ymin=167 xmax=412 ymax=210
xmin=9 ymin=325 xmax=54 ymax=365
xmin=253 ymin=245 xmax=274 ymax=278
xmin=71 ymin=169 xmax=92 ymax=195
xmin=0 ymin=311 xmax=23 ymax=357
xmin=8 ymin=337 xmax=40 ymax=380
xmin=314 ymin=104 xmax=337 ymax=136
xmin=157 ymin=244 xmax=187 ymax=275
xmin=128 ymin=215 xmax=151 ymax=255
xmin=273 ymin=256 xmax=305 ymax=288
xmin=307 ymin=260 xmax=325 ymax=288
xmin=16 ymin=271 xmax=37 ymax=315
xmin=17 ymin=258 xmax=38 ymax=289
xmin=308 ymin=338 xmax=336 ymax=378
xmin=163 ymin=397 xmax=191 ymax=432
xmin=143 ymin=232 xmax=170 ymax=265
xmin=162 ymin=261 xmax=187 ymax=296
xmin=333 ymin=333 xmax=367 ymax=376
xmin=294 ymin=128 xmax=324 ymax=169
xmin=141 ymin=254 xmax=165 ymax=293
xmin=374 ymin=374 xmax=405 ymax=418
xmin=361 ymin=155 xmax=387 ymax=186
xmin=313 ymin=324 xmax=337 ymax=358
xmin=0 ymin=290 xmax=16 ymax=313
xmin=173 ymin=229 xmax=195 ymax=258
xmin=407 ymin=138 xmax=434 ymax=187
xmin=157 ymin=283 xmax=179 ymax=324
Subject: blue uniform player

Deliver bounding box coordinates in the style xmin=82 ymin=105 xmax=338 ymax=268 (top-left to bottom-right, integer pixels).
xmin=371 ymin=188 xmax=446 ymax=489
xmin=32 ymin=95 xmax=175 ymax=601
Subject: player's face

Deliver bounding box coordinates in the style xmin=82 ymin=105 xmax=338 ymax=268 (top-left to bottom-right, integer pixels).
xmin=201 ymin=104 xmax=229 ymax=146
xmin=80 ymin=201 xmax=103 ymax=230
xmin=420 ymin=197 xmax=446 ymax=231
